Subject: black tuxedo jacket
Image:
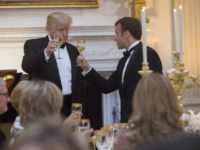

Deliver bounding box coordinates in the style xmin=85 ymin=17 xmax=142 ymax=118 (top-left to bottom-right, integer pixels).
xmin=22 ymin=36 xmax=83 ymax=103
xmin=84 ymin=42 xmax=163 ymax=123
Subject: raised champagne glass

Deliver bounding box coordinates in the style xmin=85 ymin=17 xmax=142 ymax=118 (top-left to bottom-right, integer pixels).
xmin=77 ymin=40 xmax=86 ymax=66
xmin=78 ymin=119 xmax=90 ymax=133
xmin=54 ymin=32 xmax=63 ymax=59
xmin=71 ymin=103 xmax=82 ymax=114
xmin=72 ymin=103 xmax=82 ymax=132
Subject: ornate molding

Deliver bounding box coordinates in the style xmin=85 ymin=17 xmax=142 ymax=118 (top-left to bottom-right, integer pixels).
xmin=0 ymin=26 xmax=115 ymax=34
xmin=146 ymin=0 xmax=158 ymax=17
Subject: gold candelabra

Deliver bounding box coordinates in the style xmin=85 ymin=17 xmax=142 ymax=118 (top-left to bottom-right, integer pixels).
xmin=166 ymin=51 xmax=189 ymax=110
xmin=185 ymin=75 xmax=200 ymax=92
xmin=138 ymin=62 xmax=153 ymax=77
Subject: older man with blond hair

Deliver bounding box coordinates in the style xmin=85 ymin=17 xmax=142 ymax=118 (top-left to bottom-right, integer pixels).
xmin=0 ymin=77 xmax=11 ymax=149
xmin=22 ymin=12 xmax=83 ymax=118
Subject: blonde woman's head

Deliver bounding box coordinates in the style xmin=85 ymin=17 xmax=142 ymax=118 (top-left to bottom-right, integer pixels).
xmin=10 ymin=80 xmax=30 ymax=112
xmin=129 ymin=73 xmax=182 ymax=147
xmin=19 ymin=80 xmax=63 ymax=127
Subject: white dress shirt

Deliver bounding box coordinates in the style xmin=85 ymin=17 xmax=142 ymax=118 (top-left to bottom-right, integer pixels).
xmin=44 ymin=35 xmax=72 ymax=95
xmin=121 ymin=41 xmax=140 ymax=84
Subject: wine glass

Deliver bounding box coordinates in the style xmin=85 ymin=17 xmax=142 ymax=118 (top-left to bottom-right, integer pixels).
xmin=94 ymin=130 xmax=108 ymax=150
xmin=78 ymin=119 xmax=90 ymax=133
xmin=77 ymin=40 xmax=86 ymax=66
xmin=54 ymin=32 xmax=63 ymax=59
xmin=119 ymin=123 xmax=128 ymax=133
xmin=71 ymin=103 xmax=82 ymax=113
xmin=106 ymin=125 xmax=115 ymax=149
xmin=111 ymin=124 xmax=120 ymax=139
xmin=72 ymin=103 xmax=82 ymax=132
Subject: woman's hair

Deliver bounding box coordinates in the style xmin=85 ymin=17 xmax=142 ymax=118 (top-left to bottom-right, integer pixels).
xmin=8 ymin=117 xmax=85 ymax=150
xmin=10 ymin=80 xmax=30 ymax=112
xmin=129 ymin=73 xmax=183 ymax=148
xmin=19 ymin=80 xmax=63 ymax=127
xmin=46 ymin=12 xmax=72 ymax=28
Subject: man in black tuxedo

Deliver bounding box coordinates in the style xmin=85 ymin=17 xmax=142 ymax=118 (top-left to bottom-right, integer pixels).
xmin=77 ymin=17 xmax=163 ymax=123
xmin=22 ymin=12 xmax=83 ymax=118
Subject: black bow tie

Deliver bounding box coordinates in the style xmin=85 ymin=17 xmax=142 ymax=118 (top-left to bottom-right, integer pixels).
xmin=60 ymin=43 xmax=66 ymax=49
xmin=123 ymin=45 xmax=138 ymax=59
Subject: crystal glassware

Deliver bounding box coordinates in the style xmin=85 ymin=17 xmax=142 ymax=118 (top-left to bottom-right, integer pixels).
xmin=54 ymin=32 xmax=63 ymax=59
xmin=78 ymin=119 xmax=90 ymax=133
xmin=119 ymin=123 xmax=128 ymax=133
xmin=71 ymin=103 xmax=82 ymax=113
xmin=94 ymin=130 xmax=108 ymax=150
xmin=77 ymin=40 xmax=86 ymax=66
xmin=106 ymin=125 xmax=115 ymax=149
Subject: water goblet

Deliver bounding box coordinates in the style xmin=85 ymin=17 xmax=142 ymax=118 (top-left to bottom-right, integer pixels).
xmin=78 ymin=119 xmax=90 ymax=133
xmin=94 ymin=130 xmax=108 ymax=150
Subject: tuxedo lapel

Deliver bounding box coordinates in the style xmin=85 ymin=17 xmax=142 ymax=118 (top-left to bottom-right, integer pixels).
xmin=118 ymin=57 xmax=127 ymax=95
xmin=41 ymin=36 xmax=62 ymax=86
xmin=65 ymin=43 xmax=78 ymax=91
xmin=121 ymin=42 xmax=142 ymax=96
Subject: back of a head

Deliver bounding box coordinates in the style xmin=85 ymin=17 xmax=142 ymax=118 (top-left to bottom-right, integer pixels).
xmin=137 ymin=132 xmax=200 ymax=150
xmin=129 ymin=73 xmax=183 ymax=147
xmin=115 ymin=17 xmax=142 ymax=40
xmin=10 ymin=80 xmax=30 ymax=112
xmin=46 ymin=12 xmax=72 ymax=28
xmin=8 ymin=117 xmax=84 ymax=150
xmin=19 ymin=80 xmax=63 ymax=127
xmin=0 ymin=77 xmax=6 ymax=92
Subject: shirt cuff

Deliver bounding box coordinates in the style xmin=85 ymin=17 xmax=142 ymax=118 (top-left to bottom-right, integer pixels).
xmin=82 ymin=67 xmax=92 ymax=76
xmin=44 ymin=49 xmax=50 ymax=62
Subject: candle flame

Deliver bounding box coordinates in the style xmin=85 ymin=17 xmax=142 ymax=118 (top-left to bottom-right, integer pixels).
xmin=174 ymin=9 xmax=176 ymax=12
xmin=143 ymin=7 xmax=145 ymax=11
xmin=179 ymin=6 xmax=182 ymax=9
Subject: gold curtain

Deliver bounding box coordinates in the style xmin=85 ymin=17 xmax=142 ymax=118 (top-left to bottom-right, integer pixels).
xmin=174 ymin=0 xmax=200 ymax=76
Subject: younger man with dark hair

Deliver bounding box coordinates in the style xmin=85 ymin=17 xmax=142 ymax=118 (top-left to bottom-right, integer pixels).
xmin=77 ymin=17 xmax=163 ymax=123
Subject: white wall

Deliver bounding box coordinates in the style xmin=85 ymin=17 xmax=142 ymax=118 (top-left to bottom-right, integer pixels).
xmin=146 ymin=0 xmax=174 ymax=75
xmin=0 ymin=0 xmax=131 ymax=27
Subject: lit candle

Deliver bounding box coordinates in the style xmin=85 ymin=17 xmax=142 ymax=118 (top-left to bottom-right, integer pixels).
xmin=179 ymin=6 xmax=183 ymax=64
xmin=174 ymin=9 xmax=179 ymax=52
xmin=141 ymin=7 xmax=147 ymax=63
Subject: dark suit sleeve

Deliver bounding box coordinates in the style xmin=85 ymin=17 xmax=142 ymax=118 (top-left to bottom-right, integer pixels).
xmin=84 ymin=68 xmax=118 ymax=94
xmin=22 ymin=40 xmax=47 ymax=73
xmin=147 ymin=47 xmax=163 ymax=74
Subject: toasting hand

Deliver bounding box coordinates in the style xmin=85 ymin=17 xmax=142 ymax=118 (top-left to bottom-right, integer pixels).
xmin=76 ymin=56 xmax=91 ymax=71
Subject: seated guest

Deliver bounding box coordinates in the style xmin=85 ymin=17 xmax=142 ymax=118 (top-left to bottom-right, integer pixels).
xmin=9 ymin=80 xmax=82 ymax=146
xmin=137 ymin=132 xmax=200 ymax=150
xmin=6 ymin=117 xmax=88 ymax=150
xmin=114 ymin=73 xmax=183 ymax=150
xmin=0 ymin=77 xmax=11 ymax=150
xmin=10 ymin=81 xmax=29 ymax=137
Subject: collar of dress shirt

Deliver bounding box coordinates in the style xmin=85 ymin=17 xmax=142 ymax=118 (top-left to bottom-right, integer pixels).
xmin=127 ymin=40 xmax=140 ymax=51
xmin=48 ymin=34 xmax=52 ymax=41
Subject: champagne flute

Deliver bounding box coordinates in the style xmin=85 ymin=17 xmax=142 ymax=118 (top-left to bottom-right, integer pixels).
xmin=77 ymin=40 xmax=86 ymax=66
xmin=78 ymin=119 xmax=90 ymax=133
xmin=54 ymin=32 xmax=63 ymax=59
